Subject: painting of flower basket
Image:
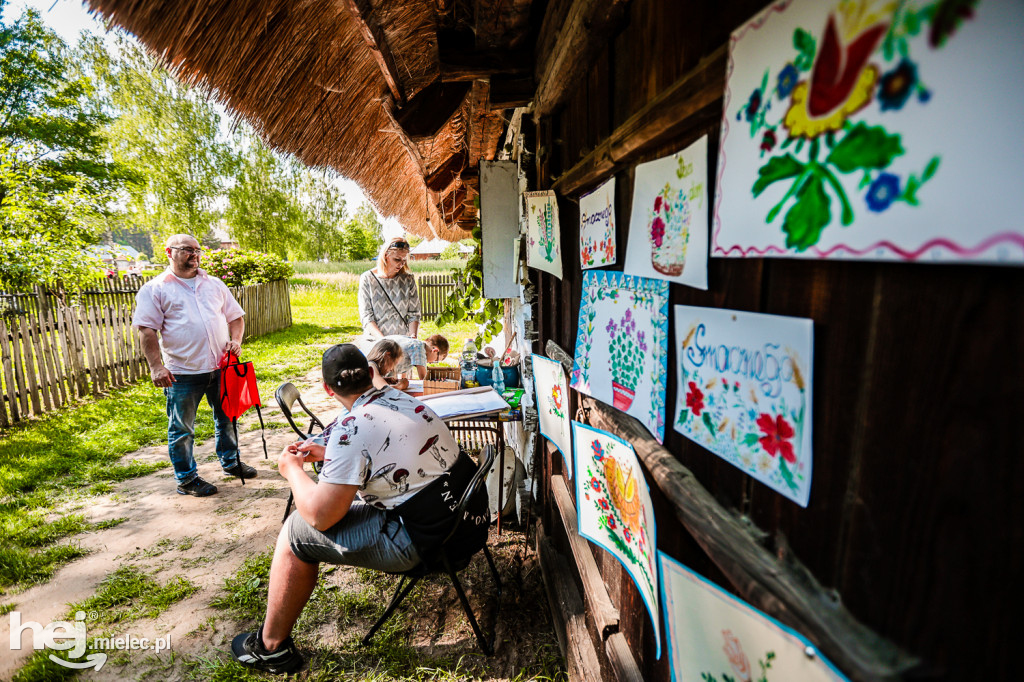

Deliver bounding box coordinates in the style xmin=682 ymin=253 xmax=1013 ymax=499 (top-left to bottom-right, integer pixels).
xmin=580 ymin=177 xmax=617 ymax=269
xmin=673 ymin=305 xmax=814 ymax=507
xmin=570 ymin=271 xmax=670 ymax=442
xmin=713 ymin=0 xmax=1024 ymax=263
xmin=659 ymin=551 xmax=848 ymax=681
xmin=525 ymin=190 xmax=563 ymax=279
xmin=532 ymin=354 xmax=572 ymax=476
xmin=573 ymin=421 xmax=661 ymax=659
xmin=625 ymin=135 xmax=709 ymax=289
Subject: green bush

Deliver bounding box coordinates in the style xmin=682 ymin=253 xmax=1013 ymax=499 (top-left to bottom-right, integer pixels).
xmin=203 ymin=248 xmax=293 ymax=286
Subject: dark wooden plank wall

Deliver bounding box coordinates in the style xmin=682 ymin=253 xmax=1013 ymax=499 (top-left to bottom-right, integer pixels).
xmin=532 ymin=1 xmax=1022 ymax=679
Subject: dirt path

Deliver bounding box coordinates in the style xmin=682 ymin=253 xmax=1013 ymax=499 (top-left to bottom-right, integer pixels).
xmin=2 ymin=367 xmax=560 ymax=681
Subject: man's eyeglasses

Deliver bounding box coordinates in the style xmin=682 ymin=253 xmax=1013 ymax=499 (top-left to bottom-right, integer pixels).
xmin=169 ymin=246 xmax=203 ymax=255
xmin=387 ymin=241 xmax=410 ymax=250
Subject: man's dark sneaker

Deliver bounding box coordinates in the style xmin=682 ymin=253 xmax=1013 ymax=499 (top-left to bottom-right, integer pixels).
xmin=176 ymin=477 xmax=218 ymax=497
xmin=223 ymin=462 xmax=258 ymax=479
xmin=231 ymin=627 xmax=304 ymax=674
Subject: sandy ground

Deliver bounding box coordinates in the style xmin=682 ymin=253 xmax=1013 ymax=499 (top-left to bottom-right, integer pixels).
xmin=1 ymin=366 xmax=338 ymax=681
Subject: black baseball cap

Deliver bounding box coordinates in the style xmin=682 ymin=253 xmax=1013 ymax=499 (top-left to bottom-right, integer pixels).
xmin=322 ymin=343 xmax=369 ymax=389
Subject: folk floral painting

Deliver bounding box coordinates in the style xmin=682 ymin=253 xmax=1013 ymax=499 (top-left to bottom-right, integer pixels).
xmin=580 ymin=177 xmax=617 ymax=269
xmin=525 ymin=190 xmax=563 ymax=279
xmin=532 ymin=354 xmax=572 ymax=477
xmin=574 ymin=421 xmax=661 ymax=659
xmin=659 ymin=552 xmax=848 ymax=681
xmin=673 ymin=306 xmax=814 ymax=506
xmin=713 ymin=0 xmax=1024 ymax=263
xmin=570 ymin=271 xmax=669 ymax=442
xmin=625 ymin=136 xmax=709 ymax=289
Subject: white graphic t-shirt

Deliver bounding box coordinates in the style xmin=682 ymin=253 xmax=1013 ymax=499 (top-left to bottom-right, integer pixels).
xmin=319 ymin=386 xmax=458 ymax=509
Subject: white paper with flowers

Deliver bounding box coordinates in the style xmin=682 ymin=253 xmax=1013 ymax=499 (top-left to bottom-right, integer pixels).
xmin=625 ymin=136 xmax=709 ymax=289
xmin=525 ymin=190 xmax=563 ymax=279
xmin=570 ymin=271 xmax=669 ymax=442
xmin=713 ymin=0 xmax=1024 ymax=263
xmin=580 ymin=177 xmax=617 ymax=269
xmin=659 ymin=551 xmax=847 ymax=682
xmin=673 ymin=305 xmax=814 ymax=506
xmin=573 ymin=421 xmax=660 ymax=659
xmin=532 ymin=354 xmax=572 ymax=477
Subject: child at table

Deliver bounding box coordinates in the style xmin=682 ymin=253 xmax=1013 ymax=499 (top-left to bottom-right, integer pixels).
xmin=366 ymin=338 xmax=408 ymax=391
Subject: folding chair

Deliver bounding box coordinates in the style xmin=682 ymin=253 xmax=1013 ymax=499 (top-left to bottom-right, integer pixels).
xmin=362 ymin=444 xmax=502 ymax=655
xmin=274 ymin=382 xmax=328 ymax=521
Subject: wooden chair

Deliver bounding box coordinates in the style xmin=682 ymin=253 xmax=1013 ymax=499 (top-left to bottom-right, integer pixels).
xmin=362 ymin=444 xmax=502 ymax=655
xmin=274 ymin=382 xmax=328 ymax=521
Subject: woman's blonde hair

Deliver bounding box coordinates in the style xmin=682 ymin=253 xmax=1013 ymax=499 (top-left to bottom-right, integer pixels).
xmin=376 ymin=236 xmax=412 ymax=275
xmin=367 ymin=338 xmax=404 ymax=376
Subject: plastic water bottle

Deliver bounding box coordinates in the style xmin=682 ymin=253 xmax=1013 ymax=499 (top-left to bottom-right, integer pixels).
xmin=492 ymin=360 xmax=505 ymax=394
xmin=461 ymin=339 xmax=478 ymax=388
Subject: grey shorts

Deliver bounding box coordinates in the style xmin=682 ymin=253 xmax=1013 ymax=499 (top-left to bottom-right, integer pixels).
xmin=285 ymin=502 xmax=421 ymax=573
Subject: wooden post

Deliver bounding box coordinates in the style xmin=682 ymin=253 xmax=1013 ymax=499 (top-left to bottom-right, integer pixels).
xmin=82 ymin=306 xmax=102 ymax=395
xmin=0 ymin=317 xmax=14 ymax=426
xmin=13 ymin=317 xmax=38 ymax=416
xmin=26 ymin=316 xmax=53 ymax=412
xmin=43 ymin=307 xmax=67 ymax=407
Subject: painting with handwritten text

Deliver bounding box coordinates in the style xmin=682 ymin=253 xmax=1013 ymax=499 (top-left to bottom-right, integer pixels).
xmin=673 ymin=305 xmax=813 ymax=506
xmin=580 ymin=177 xmax=617 ymax=269
xmin=574 ymin=421 xmax=660 ymax=659
xmin=525 ymin=190 xmax=563 ymax=279
xmin=714 ymin=0 xmax=1024 ymax=263
xmin=570 ymin=271 xmax=669 ymax=442
xmin=659 ymin=551 xmax=848 ymax=681
xmin=532 ymin=354 xmax=572 ymax=477
xmin=625 ymin=136 xmax=709 ymax=289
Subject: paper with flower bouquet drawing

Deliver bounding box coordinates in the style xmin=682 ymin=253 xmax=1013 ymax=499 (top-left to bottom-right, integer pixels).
xmin=580 ymin=177 xmax=617 ymax=269
xmin=625 ymin=136 xmax=709 ymax=289
xmin=532 ymin=354 xmax=572 ymax=477
xmin=713 ymin=0 xmax=1024 ymax=263
xmin=673 ymin=305 xmax=814 ymax=506
xmin=570 ymin=271 xmax=669 ymax=442
xmin=525 ymin=190 xmax=563 ymax=279
xmin=659 ymin=552 xmax=847 ymax=681
xmin=573 ymin=421 xmax=660 ymax=659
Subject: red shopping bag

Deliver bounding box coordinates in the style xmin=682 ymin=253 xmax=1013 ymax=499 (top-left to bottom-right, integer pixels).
xmin=219 ymin=352 xmax=268 ymax=475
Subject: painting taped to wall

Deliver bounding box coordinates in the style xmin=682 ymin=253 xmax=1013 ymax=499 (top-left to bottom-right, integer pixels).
xmin=625 ymin=136 xmax=709 ymax=289
xmin=532 ymin=354 xmax=572 ymax=477
xmin=714 ymin=0 xmax=1024 ymax=263
xmin=525 ymin=190 xmax=563 ymax=279
xmin=659 ymin=551 xmax=848 ymax=681
xmin=673 ymin=305 xmax=813 ymax=506
xmin=574 ymin=421 xmax=660 ymax=659
xmin=570 ymin=271 xmax=669 ymax=442
xmin=580 ymin=177 xmax=617 ymax=269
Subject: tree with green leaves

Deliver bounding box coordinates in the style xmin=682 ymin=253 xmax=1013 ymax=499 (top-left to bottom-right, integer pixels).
xmin=289 ymin=171 xmax=348 ymax=261
xmin=0 ymin=1 xmax=124 ymax=289
xmin=341 ymin=202 xmax=383 ymax=261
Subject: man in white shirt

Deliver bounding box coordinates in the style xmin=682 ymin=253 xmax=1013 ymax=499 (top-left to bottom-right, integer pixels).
xmin=132 ymin=234 xmax=255 ymax=497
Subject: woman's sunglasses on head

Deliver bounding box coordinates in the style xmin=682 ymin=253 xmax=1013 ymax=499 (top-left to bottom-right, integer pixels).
xmin=387 ymin=241 xmax=410 ymax=251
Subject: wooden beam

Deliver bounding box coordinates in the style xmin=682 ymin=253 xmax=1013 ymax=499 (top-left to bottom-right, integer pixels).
xmin=553 ymin=46 xmax=726 ymax=196
xmin=440 ymin=49 xmax=532 ymax=82
xmin=339 ymin=0 xmax=404 ymax=105
xmin=552 ymin=474 xmax=621 ymax=638
xmin=544 ymin=340 xmax=920 ymax=682
xmin=604 ymin=632 xmax=644 ymax=682
xmin=396 ymin=80 xmax=472 ymax=138
xmin=533 ymin=0 xmax=631 ymax=118
xmin=424 ymin=151 xmax=468 ymax=192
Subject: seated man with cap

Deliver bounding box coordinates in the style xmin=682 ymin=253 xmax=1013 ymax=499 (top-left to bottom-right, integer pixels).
xmin=230 ymin=343 xmax=484 ymax=674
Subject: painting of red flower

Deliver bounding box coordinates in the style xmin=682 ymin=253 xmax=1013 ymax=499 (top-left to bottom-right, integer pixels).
xmin=685 ymin=381 xmax=705 ymax=416
xmin=756 ymin=413 xmax=796 ymax=463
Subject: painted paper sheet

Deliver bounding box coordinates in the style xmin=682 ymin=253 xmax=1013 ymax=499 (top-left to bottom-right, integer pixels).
xmin=573 ymin=421 xmax=660 ymax=659
xmin=673 ymin=305 xmax=813 ymax=506
xmin=624 ymin=136 xmax=709 ymax=289
xmin=580 ymin=177 xmax=617 ymax=269
xmin=714 ymin=0 xmax=1024 ymax=263
xmin=659 ymin=552 xmax=847 ymax=681
xmin=525 ymin=190 xmax=563 ymax=279
xmin=570 ymin=271 xmax=669 ymax=442
xmin=532 ymin=354 xmax=572 ymax=477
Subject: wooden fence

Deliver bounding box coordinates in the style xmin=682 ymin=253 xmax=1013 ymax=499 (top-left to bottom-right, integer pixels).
xmin=417 ymin=274 xmax=460 ymax=319
xmin=0 ymin=278 xmax=292 ymax=428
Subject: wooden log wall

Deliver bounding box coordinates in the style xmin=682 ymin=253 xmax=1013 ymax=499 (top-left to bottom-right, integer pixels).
xmin=529 ymin=1 xmax=1022 ymax=680
xmin=0 ymin=279 xmax=293 ymax=427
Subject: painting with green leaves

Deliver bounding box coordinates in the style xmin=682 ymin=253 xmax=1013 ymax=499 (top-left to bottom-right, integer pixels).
xmin=713 ymin=0 xmax=1024 ymax=263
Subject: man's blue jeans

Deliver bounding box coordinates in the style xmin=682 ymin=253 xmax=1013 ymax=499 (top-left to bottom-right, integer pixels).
xmin=165 ymin=371 xmax=240 ymax=484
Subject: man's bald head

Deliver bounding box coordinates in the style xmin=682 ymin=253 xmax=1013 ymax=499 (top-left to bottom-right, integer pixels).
xmin=166 ymin=234 xmax=199 ymax=249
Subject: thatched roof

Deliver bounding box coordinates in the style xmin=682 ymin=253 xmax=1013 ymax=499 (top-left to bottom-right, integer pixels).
xmin=86 ymin=0 xmax=539 ymax=241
